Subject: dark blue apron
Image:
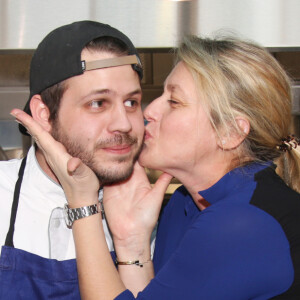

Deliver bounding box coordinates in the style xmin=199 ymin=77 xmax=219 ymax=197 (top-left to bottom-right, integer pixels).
xmin=0 ymin=157 xmax=116 ymax=299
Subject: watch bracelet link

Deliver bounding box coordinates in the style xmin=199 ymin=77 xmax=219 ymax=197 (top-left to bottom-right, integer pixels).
xmin=64 ymin=202 xmax=102 ymax=227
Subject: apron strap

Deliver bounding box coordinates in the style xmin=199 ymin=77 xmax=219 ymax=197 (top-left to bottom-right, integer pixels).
xmin=5 ymin=156 xmax=27 ymax=247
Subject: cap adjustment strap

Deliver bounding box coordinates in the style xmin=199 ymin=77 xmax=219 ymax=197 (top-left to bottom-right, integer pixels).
xmin=82 ymin=55 xmax=141 ymax=72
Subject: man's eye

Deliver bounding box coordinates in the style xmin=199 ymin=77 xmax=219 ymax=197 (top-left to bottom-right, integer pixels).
xmin=90 ymin=101 xmax=103 ymax=108
xmin=124 ymin=100 xmax=137 ymax=108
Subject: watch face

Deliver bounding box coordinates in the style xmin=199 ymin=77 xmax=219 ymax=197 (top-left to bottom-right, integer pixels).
xmin=63 ymin=203 xmax=72 ymax=228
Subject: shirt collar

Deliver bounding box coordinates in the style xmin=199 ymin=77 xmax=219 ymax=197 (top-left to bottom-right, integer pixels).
xmin=198 ymin=162 xmax=273 ymax=205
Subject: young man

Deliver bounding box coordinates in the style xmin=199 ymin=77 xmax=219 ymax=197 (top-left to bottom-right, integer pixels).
xmin=0 ymin=21 xmax=144 ymax=299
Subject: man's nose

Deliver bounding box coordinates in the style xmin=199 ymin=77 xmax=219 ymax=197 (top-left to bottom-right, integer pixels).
xmin=107 ymin=105 xmax=132 ymax=133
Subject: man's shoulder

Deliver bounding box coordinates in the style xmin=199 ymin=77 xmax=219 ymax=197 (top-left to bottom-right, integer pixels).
xmin=0 ymin=157 xmax=23 ymax=188
xmin=0 ymin=157 xmax=22 ymax=166
xmin=0 ymin=159 xmax=22 ymax=240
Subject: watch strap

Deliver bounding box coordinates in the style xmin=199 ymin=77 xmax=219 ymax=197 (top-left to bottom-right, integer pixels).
xmin=64 ymin=202 xmax=101 ymax=227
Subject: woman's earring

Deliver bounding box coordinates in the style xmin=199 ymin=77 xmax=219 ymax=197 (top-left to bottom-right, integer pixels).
xmin=221 ymin=140 xmax=226 ymax=145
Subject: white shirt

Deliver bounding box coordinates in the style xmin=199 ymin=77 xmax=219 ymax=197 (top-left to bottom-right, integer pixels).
xmin=0 ymin=146 xmax=113 ymax=260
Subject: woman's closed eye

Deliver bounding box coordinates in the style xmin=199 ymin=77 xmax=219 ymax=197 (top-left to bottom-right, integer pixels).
xmin=167 ymin=99 xmax=180 ymax=106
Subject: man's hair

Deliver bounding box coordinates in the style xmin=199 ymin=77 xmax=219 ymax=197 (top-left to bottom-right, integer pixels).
xmin=41 ymin=36 xmax=130 ymax=122
xmin=177 ymin=35 xmax=300 ymax=193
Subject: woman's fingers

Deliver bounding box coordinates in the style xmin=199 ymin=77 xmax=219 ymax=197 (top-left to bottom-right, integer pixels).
xmin=12 ymin=109 xmax=50 ymax=145
xmin=152 ymin=173 xmax=173 ymax=199
xmin=11 ymin=108 xmax=69 ymax=160
xmin=11 ymin=108 xmax=70 ymax=173
xmin=11 ymin=108 xmax=100 ymax=203
xmin=67 ymin=157 xmax=98 ymax=186
xmin=67 ymin=157 xmax=83 ymax=174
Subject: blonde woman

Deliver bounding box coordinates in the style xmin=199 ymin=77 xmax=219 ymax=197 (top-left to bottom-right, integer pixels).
xmin=13 ymin=35 xmax=300 ymax=299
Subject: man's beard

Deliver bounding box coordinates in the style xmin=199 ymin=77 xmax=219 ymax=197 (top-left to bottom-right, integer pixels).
xmin=51 ymin=120 xmax=143 ymax=184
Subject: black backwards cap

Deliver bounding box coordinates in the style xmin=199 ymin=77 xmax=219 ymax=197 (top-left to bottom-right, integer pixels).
xmin=19 ymin=20 xmax=143 ymax=135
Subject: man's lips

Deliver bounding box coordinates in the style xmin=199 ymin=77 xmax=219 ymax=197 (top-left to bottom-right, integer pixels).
xmin=101 ymin=144 xmax=132 ymax=154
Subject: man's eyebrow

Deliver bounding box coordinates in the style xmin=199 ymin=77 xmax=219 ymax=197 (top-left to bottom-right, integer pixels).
xmin=86 ymin=89 xmax=111 ymax=96
xmin=82 ymin=88 xmax=142 ymax=101
xmin=126 ymin=89 xmax=142 ymax=97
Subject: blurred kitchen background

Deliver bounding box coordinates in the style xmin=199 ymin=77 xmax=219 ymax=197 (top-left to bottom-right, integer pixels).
xmin=0 ymin=0 xmax=299 ymax=195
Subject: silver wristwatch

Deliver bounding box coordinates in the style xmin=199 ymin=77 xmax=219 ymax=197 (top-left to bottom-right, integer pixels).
xmin=63 ymin=202 xmax=100 ymax=228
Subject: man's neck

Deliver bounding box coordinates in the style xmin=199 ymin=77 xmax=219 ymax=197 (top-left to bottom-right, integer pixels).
xmin=35 ymin=147 xmax=60 ymax=184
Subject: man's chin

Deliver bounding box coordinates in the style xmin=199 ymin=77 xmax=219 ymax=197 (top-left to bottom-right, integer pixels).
xmin=91 ymin=161 xmax=135 ymax=185
xmin=91 ymin=143 xmax=142 ymax=184
xmin=95 ymin=168 xmax=134 ymax=185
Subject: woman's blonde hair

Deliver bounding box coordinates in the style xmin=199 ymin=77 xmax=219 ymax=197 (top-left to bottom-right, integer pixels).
xmin=176 ymin=35 xmax=300 ymax=193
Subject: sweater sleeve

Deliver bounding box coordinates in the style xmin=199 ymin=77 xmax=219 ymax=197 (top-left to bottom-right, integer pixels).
xmin=115 ymin=202 xmax=294 ymax=300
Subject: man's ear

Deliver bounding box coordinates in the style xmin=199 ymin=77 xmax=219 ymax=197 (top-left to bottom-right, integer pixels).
xmin=217 ymin=117 xmax=250 ymax=150
xmin=29 ymin=95 xmax=52 ymax=132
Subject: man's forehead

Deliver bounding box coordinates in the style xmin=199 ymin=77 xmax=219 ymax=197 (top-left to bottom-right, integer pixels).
xmin=62 ymin=66 xmax=142 ymax=102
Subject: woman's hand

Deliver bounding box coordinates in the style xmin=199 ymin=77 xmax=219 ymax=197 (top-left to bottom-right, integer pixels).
xmin=103 ymin=162 xmax=173 ymax=259
xmin=11 ymin=109 xmax=99 ymax=206
xmin=12 ymin=108 xmax=172 ymax=254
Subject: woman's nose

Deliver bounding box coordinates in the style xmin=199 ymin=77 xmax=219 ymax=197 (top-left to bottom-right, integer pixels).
xmin=143 ymin=97 xmax=160 ymax=122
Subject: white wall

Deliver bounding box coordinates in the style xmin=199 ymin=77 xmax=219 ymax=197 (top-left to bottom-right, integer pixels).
xmin=0 ymin=0 xmax=299 ymax=48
